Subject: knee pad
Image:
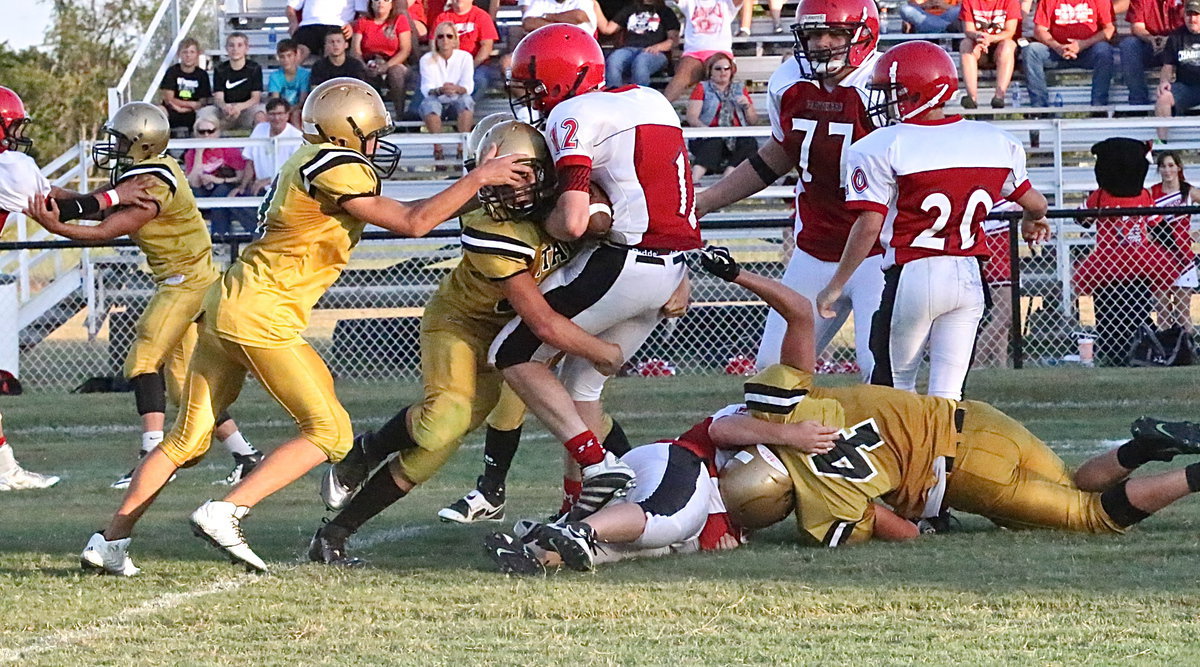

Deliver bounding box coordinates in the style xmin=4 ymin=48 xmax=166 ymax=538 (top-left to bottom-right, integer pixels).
xmin=409 ymin=392 xmax=474 ymax=453
xmin=302 ymin=403 xmax=354 ymax=463
xmin=130 ymin=373 xmax=167 ymax=415
xmin=159 ymin=433 xmax=213 ymax=468
xmin=1099 ymin=480 xmax=1152 ymax=528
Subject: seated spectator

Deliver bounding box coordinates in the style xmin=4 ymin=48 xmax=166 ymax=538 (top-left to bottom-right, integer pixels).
xmin=267 ymin=39 xmax=312 ymax=125
xmin=736 ymin=0 xmax=785 ymax=36
xmin=1150 ymin=150 xmax=1199 ymax=332
xmin=522 ymin=0 xmax=598 ymax=34
xmin=238 ymin=99 xmax=304 ymax=197
xmin=420 ymin=22 xmax=475 ymax=161
xmin=959 ymin=0 xmax=1020 ymax=108
xmin=311 ymin=30 xmax=372 ymax=86
xmin=186 ymin=120 xmax=255 ymax=235
xmin=435 ymin=0 xmax=503 ymax=100
xmin=899 ymin=0 xmax=961 ymax=33
xmin=200 ymin=32 xmax=266 ymax=132
xmin=353 ymin=0 xmax=413 ymax=115
xmin=159 ymin=37 xmax=211 ymax=138
xmin=600 ymin=0 xmax=680 ymax=87
xmin=685 ymin=54 xmax=758 ymax=180
xmin=664 ymin=0 xmax=737 ymax=102
xmin=1119 ymin=0 xmax=1184 ymax=105
xmin=288 ymin=0 xmax=355 ymax=63
xmin=358 ymin=0 xmax=428 ymax=38
xmin=1023 ymin=0 xmax=1114 ymax=107
xmin=1156 ymin=2 xmax=1200 ymax=142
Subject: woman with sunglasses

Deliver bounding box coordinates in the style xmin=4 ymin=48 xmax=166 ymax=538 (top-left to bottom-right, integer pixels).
xmin=685 ymin=54 xmax=759 ymax=180
xmin=185 ymin=120 xmax=255 ymax=235
xmin=419 ymin=22 xmax=475 ymax=163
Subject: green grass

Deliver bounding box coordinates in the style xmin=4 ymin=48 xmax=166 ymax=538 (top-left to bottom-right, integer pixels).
xmin=2 ymin=367 xmax=1200 ymax=665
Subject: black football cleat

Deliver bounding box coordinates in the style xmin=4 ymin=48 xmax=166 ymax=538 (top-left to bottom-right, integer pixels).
xmin=484 ymin=532 xmax=545 ymax=576
xmin=308 ymin=520 xmax=365 ymax=568
xmin=1131 ymin=417 xmax=1200 ymax=461
xmin=543 ymin=521 xmax=597 ymax=572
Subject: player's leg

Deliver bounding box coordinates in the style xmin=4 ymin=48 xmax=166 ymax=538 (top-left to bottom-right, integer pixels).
xmin=925 ymin=258 xmax=987 ymax=400
xmin=872 ymin=262 xmax=933 ymax=393
xmin=0 ymin=411 xmax=59 ymax=491
xmin=845 ymin=254 xmax=884 ymax=382
xmin=757 ymin=249 xmax=844 ymax=370
xmin=440 ymin=381 xmax=526 ymax=523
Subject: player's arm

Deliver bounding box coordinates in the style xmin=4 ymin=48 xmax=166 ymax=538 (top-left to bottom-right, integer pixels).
xmin=708 ymin=413 xmax=836 ymax=454
xmin=816 ymin=209 xmax=883 ymax=318
xmin=24 ymin=191 xmax=157 ymax=240
xmin=545 ymin=161 xmax=591 ymax=241
xmin=694 ymin=139 xmax=792 ymax=219
xmin=500 ymin=270 xmax=624 ymax=375
xmin=872 ymin=504 xmax=920 ymax=541
xmin=1015 ymin=185 xmax=1051 ymax=245
xmin=30 ymin=176 xmax=156 ymax=223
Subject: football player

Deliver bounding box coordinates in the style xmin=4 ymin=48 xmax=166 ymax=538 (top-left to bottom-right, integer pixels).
xmin=24 ymin=102 xmax=259 ymax=489
xmin=815 ymin=41 xmax=1051 ymax=401
xmin=308 ymin=120 xmax=626 ymax=566
xmin=694 ymin=0 xmax=884 ymax=379
xmin=77 ymin=78 xmax=531 ymax=575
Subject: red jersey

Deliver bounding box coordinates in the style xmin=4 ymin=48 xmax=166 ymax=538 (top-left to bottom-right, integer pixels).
xmin=961 ymin=0 xmax=1022 ymax=34
xmin=1034 ymin=0 xmax=1112 ymax=44
xmin=672 ymin=407 xmax=742 ymax=550
xmin=1150 ymin=182 xmax=1198 ymax=262
xmin=1126 ymin=0 xmax=1184 ymax=36
xmin=433 ymin=7 xmax=499 ymax=57
xmin=1073 ymin=189 xmax=1186 ymax=294
xmin=767 ymin=53 xmax=881 ymax=262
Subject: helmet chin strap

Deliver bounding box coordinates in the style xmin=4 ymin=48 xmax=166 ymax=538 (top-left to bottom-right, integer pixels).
xmin=901 ymin=83 xmax=950 ymax=121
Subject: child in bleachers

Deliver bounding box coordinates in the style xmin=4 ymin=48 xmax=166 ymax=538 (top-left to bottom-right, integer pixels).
xmin=267 ymin=39 xmax=311 ymax=127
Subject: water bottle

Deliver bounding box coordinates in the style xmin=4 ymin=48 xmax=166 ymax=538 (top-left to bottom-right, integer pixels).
xmin=1053 ymin=92 xmax=1064 ymax=107
xmin=1011 ymin=82 xmax=1021 ymax=109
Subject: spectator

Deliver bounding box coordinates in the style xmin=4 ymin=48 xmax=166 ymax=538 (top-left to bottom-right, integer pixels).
xmin=899 ymin=0 xmax=962 ymax=33
xmin=1023 ymin=0 xmax=1115 ymax=107
xmin=736 ymin=0 xmax=785 ymax=36
xmin=267 ymin=39 xmax=311 ymax=127
xmin=685 ymin=54 xmax=758 ymax=180
xmin=420 ymin=22 xmax=475 ymax=161
xmin=159 ymin=37 xmax=211 ymax=138
xmin=664 ymin=0 xmax=738 ymax=102
xmin=1155 ymin=1 xmax=1200 ymax=142
xmin=358 ymin=0 xmax=428 ymax=38
xmin=959 ymin=0 xmax=1020 ymax=108
xmin=353 ymin=0 xmax=413 ymax=114
xmin=311 ymin=30 xmax=372 ymax=86
xmin=203 ymin=32 xmax=266 ymax=132
xmin=287 ymin=0 xmax=355 ymax=63
xmin=186 ymin=119 xmax=255 ymax=235
xmin=238 ymin=99 xmax=304 ymax=198
xmin=1119 ymin=0 xmax=1185 ymax=105
xmin=434 ymin=0 xmax=503 ymax=99
xmin=522 ymin=0 xmax=598 ymax=34
xmin=600 ymin=0 xmax=680 ymax=87
xmin=1150 ymin=150 xmax=1199 ymax=332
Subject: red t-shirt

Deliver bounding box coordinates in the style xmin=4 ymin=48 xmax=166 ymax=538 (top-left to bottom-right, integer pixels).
xmin=354 ymin=14 xmax=412 ymax=61
xmin=433 ymin=7 xmax=499 ymax=57
xmin=1126 ymin=0 xmax=1184 ymax=36
xmin=961 ymin=0 xmax=1021 ymax=34
xmin=184 ymin=147 xmax=246 ymax=175
xmin=408 ymin=0 xmax=428 ymax=37
xmin=689 ymin=84 xmax=752 ymax=127
xmin=1034 ymin=0 xmax=1112 ymax=43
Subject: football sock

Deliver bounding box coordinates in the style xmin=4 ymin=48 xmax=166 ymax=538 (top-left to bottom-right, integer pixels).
xmin=480 ymin=425 xmax=521 ymax=497
xmin=1115 ymin=438 xmax=1168 ymax=469
xmin=219 ymin=430 xmax=258 ymax=457
xmin=1186 ymin=463 xmax=1200 ymax=493
xmin=329 ymin=466 xmax=408 ymax=533
xmin=0 ymin=440 xmax=16 ymax=475
xmin=364 ymin=407 xmax=417 ymax=463
xmin=559 ymin=477 xmax=582 ymax=515
xmin=565 ymin=431 xmax=605 ymax=467
xmin=601 ymin=418 xmax=631 ymax=457
xmin=141 ymin=431 xmax=164 ymax=455
xmin=1099 ymin=480 xmax=1151 ymax=527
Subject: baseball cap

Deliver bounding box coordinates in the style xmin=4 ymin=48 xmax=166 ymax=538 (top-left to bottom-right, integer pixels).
xmin=1187 ymin=0 xmax=1200 ymax=14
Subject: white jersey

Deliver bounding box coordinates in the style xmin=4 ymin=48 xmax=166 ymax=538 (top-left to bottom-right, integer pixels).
xmin=545 ymin=86 xmax=701 ymax=251
xmin=522 ymin=0 xmax=598 ymax=33
xmin=845 ymin=117 xmax=1031 ymax=268
xmin=0 ymin=150 xmax=50 ymax=215
xmin=675 ymin=0 xmax=736 ymax=53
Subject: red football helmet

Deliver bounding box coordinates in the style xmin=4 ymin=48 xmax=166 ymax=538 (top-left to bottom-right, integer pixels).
xmin=508 ymin=24 xmax=605 ymax=122
xmin=0 ymin=87 xmax=33 ymax=154
xmin=866 ymin=41 xmax=958 ymax=126
xmin=791 ymin=0 xmax=880 ymax=80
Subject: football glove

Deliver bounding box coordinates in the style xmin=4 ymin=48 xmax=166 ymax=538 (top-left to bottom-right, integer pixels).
xmin=699 ymin=245 xmax=740 ymax=282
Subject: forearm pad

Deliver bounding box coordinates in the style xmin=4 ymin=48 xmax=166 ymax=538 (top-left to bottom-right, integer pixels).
xmin=53 ymin=195 xmax=101 ymax=222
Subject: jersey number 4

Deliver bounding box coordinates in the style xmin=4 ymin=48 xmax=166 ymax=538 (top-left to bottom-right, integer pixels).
xmin=807 ymin=419 xmax=884 ymax=482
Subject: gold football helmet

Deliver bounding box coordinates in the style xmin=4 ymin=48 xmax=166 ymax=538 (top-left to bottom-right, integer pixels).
xmin=301 ymin=77 xmax=400 ymax=176
xmin=463 ymin=112 xmax=514 ymax=171
xmin=719 ymin=444 xmax=795 ymax=530
xmin=92 ymin=102 xmax=170 ymax=182
xmin=476 ymin=120 xmax=556 ymax=222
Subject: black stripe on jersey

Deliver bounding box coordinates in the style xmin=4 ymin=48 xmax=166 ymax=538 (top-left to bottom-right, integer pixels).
xmin=743 ymin=383 xmax=809 ymax=415
xmin=822 ymin=520 xmax=857 ymax=547
xmin=637 ymin=446 xmax=703 ymax=517
xmin=461 ymin=228 xmax=536 ymax=261
xmin=299 ymin=149 xmax=372 ymax=195
xmin=118 ymin=164 xmax=177 ymax=195
xmin=489 ymin=269 xmax=529 ymax=282
xmin=869 ymin=265 xmax=901 ymax=388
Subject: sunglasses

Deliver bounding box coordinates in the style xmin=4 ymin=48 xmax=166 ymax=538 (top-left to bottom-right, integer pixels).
xmin=711 ymin=65 xmax=732 ymax=71
xmin=196 ymin=127 xmax=217 ymax=134
xmin=436 ymin=33 xmax=457 ymax=39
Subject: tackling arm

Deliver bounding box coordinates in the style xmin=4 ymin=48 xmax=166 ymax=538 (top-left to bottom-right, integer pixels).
xmin=708 ymin=413 xmax=836 ymax=455
xmin=24 ymin=191 xmax=157 ymax=240
xmin=501 ymin=270 xmax=624 ymax=375
xmin=872 ymin=504 xmax=920 ymax=541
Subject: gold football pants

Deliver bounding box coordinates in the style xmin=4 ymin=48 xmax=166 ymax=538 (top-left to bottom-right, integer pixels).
xmin=123 ymin=281 xmax=212 ymax=404
xmin=946 ymin=401 xmax=1123 ymax=534
xmin=160 ymin=330 xmax=352 ymax=466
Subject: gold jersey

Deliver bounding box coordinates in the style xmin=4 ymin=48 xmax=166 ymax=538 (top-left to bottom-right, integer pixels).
xmin=117 ymin=158 xmax=218 ymax=285
xmin=207 ymin=143 xmax=379 ymax=348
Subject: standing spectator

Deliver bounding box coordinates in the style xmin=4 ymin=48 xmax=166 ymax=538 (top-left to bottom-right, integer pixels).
xmin=1155 ymin=1 xmax=1200 ymax=141
xmin=664 ymin=0 xmax=737 ymax=101
xmin=287 ymin=0 xmax=355 ymax=63
xmin=1150 ymin=150 xmax=1199 ymax=332
xmin=420 ymin=22 xmax=475 ymax=161
xmin=1023 ymin=0 xmax=1115 ymax=107
xmin=959 ymin=0 xmax=1020 ymax=108
xmin=185 ymin=119 xmax=254 ymax=235
xmin=353 ymin=0 xmax=413 ymax=114
xmin=159 ymin=38 xmax=211 ymax=138
xmin=434 ymin=0 xmax=503 ymax=99
xmin=1119 ymin=0 xmax=1185 ymax=105
xmin=685 ymin=54 xmax=758 ymax=179
xmin=311 ymin=30 xmax=373 ymax=86
xmin=267 ymin=39 xmax=312 ymax=126
xmin=899 ymin=0 xmax=962 ymax=32
xmin=205 ymin=32 xmax=266 ymax=132
xmin=237 ymin=100 xmax=304 ymax=198
xmin=601 ymin=0 xmax=680 ymax=87
xmin=736 ymin=0 xmax=786 ymax=36
xmin=522 ymin=0 xmax=598 ymax=34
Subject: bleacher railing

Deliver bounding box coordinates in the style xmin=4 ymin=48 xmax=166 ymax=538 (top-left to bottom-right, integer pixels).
xmin=106 ymin=0 xmax=215 ymax=119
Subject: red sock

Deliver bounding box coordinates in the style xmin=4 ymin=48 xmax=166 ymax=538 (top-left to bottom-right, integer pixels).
xmin=559 ymin=477 xmax=582 ymax=514
xmin=564 ymin=431 xmax=604 ymax=467
xmin=0 ymin=437 xmax=7 ymax=448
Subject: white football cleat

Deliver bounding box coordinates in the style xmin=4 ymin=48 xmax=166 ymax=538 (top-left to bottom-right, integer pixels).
xmin=189 ymin=500 xmax=268 ymax=573
xmin=320 ymin=465 xmax=356 ymax=512
xmin=0 ymin=465 xmax=60 ymax=491
xmin=80 ymin=532 xmax=140 ymax=576
xmin=438 ymin=488 xmax=505 ymax=524
xmin=571 ymin=452 xmax=636 ymax=520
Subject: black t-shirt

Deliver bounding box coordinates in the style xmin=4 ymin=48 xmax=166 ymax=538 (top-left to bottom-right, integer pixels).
xmin=1166 ymin=26 xmax=1200 ymax=86
xmin=159 ymin=64 xmax=212 ymax=103
xmin=213 ymin=60 xmax=264 ymax=104
xmin=310 ymin=56 xmax=371 ymax=86
xmin=611 ymin=4 xmax=680 ymax=49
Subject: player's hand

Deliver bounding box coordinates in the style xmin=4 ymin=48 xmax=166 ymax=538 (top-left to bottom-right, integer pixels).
xmin=698 ymin=245 xmax=740 ymax=282
xmin=661 ymin=273 xmax=691 ymax=318
xmin=781 ymin=420 xmax=838 ymax=454
xmin=472 ymin=145 xmax=534 ymax=187
xmin=23 ymin=192 xmax=63 ymax=230
xmin=1021 ymin=216 xmax=1052 ymax=246
xmin=592 ymin=342 xmax=624 ymax=376
xmin=815 ymin=284 xmax=842 ymax=319
xmin=114 ymin=175 xmax=158 ymax=210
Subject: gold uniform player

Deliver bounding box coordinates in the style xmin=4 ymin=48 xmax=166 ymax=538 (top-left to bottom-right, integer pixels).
xmin=77 ymin=78 xmax=532 ymax=575
xmin=24 ymin=102 xmax=257 ymax=490
xmin=309 ymin=120 xmax=625 ymax=566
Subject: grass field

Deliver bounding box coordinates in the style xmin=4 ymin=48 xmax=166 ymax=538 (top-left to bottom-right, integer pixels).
xmin=2 ymin=367 xmax=1200 ymax=665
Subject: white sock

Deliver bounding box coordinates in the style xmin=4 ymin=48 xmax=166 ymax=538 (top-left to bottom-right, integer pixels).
xmin=141 ymin=431 xmax=164 ymax=454
xmin=0 ymin=444 xmax=17 ymax=475
xmin=220 ymin=431 xmax=258 ymax=457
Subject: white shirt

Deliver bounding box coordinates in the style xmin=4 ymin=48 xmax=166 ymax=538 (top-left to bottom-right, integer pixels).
xmin=521 ymin=0 xmax=598 ymax=34
xmin=288 ymin=0 xmax=355 ymax=28
xmin=242 ymin=122 xmax=304 ymax=182
xmin=420 ymin=49 xmax=475 ymax=99
xmin=675 ymin=0 xmax=735 ymax=54
xmin=0 ymin=151 xmax=50 ymax=214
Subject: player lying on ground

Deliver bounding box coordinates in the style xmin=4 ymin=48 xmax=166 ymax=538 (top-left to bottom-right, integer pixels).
xmin=75 ymin=78 xmax=532 ymax=576
xmin=25 ymin=102 xmax=259 ymax=491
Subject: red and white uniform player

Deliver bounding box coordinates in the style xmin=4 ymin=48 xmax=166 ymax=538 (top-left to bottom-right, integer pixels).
xmin=819 ymin=41 xmax=1050 ymax=400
